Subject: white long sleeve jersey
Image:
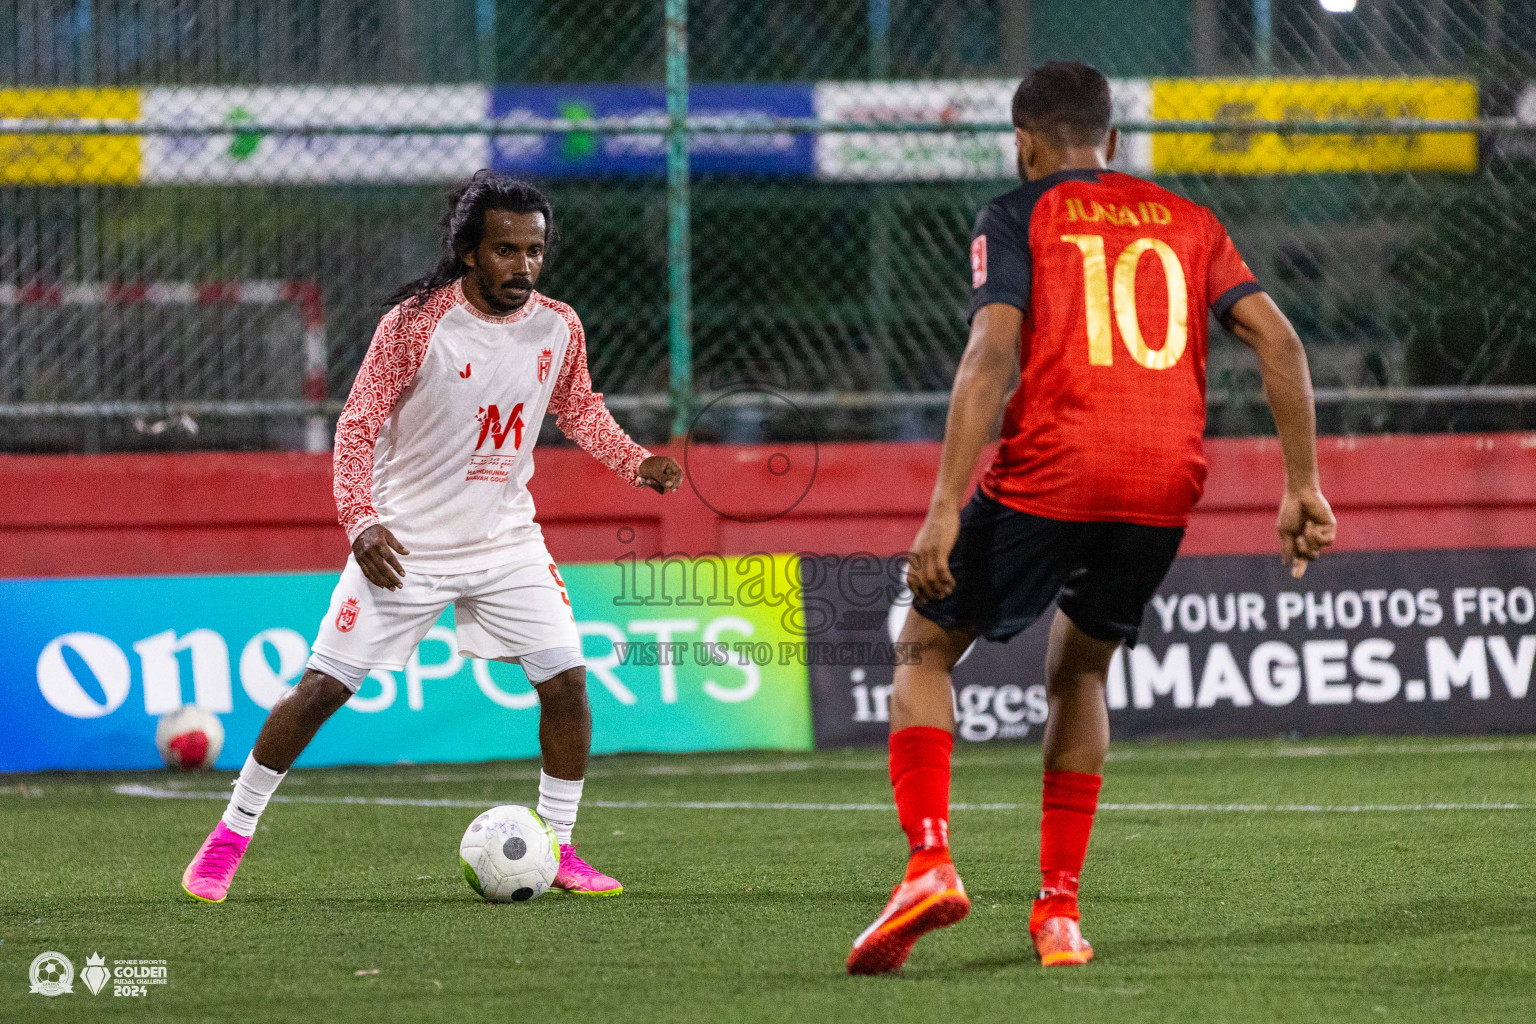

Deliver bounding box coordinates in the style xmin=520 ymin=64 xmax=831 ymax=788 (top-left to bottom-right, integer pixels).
xmin=333 ymin=281 xmax=651 ymax=574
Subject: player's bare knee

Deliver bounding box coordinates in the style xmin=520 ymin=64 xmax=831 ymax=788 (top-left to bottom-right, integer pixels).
xmin=898 ymin=611 xmax=975 ymax=672
xmin=1046 ymin=644 xmax=1116 ymax=700
xmin=533 ymin=666 xmax=588 ymax=711
xmin=1046 ymin=663 xmax=1106 ymax=701
xmin=934 ymin=634 xmax=976 ymax=672
xmin=289 ymin=669 xmax=354 ymax=719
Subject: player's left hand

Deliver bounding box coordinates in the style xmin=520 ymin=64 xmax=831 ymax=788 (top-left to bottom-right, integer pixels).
xmin=638 ymin=455 xmax=682 ymax=494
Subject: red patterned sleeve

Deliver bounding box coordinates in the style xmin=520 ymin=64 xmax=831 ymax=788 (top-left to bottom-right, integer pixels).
xmin=333 ymin=303 xmax=433 ymax=542
xmin=544 ymin=302 xmax=651 ymax=486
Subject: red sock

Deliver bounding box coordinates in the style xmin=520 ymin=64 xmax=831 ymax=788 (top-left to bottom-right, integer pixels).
xmin=1035 ymin=770 xmax=1102 ymax=926
xmin=889 ymin=726 xmax=953 ymax=879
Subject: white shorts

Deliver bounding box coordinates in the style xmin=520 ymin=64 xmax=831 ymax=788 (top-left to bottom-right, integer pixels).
xmin=310 ymin=548 xmax=581 ymax=675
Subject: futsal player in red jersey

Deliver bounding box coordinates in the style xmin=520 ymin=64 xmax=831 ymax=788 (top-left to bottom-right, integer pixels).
xmin=846 ymin=62 xmax=1337 ymax=974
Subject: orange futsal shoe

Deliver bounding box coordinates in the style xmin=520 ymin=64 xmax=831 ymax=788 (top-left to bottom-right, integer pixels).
xmin=1032 ymin=915 xmax=1094 ymax=967
xmin=846 ymin=862 xmax=971 ymax=975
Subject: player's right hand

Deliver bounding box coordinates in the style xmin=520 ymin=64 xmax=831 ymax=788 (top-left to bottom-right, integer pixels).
xmin=907 ymin=507 xmax=961 ymax=603
xmin=353 ymin=524 xmax=410 ymax=591
xmin=1277 ymin=487 xmax=1336 ymax=579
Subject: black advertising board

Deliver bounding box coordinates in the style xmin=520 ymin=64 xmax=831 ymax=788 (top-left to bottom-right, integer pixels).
xmin=801 ymin=548 xmax=1536 ymax=747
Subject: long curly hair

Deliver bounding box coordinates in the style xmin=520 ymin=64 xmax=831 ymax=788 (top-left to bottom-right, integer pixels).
xmin=387 ymin=170 xmax=558 ymax=311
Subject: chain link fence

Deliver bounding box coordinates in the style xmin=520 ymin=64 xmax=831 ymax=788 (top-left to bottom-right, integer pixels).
xmin=2 ymin=0 xmax=1534 ymax=452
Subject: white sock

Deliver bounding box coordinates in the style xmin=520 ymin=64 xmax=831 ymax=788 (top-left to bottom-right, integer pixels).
xmin=536 ymin=772 xmax=584 ymax=846
xmin=221 ymin=754 xmax=286 ymax=838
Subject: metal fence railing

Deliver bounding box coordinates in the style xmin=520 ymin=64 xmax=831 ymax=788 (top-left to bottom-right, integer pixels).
xmin=3 ymin=0 xmax=1535 ymax=452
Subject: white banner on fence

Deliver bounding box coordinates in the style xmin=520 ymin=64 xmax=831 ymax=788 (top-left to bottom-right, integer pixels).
xmin=1494 ymin=81 xmax=1536 ymax=163
xmin=812 ymin=79 xmax=1152 ymax=181
xmin=140 ymin=86 xmax=490 ymax=184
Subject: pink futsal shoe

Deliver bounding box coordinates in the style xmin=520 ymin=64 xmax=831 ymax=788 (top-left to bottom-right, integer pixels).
xmin=181 ymin=822 xmax=251 ymax=903
xmin=551 ymin=844 xmax=624 ymax=896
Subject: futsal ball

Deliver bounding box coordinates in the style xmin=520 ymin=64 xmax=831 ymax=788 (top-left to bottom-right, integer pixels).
xmin=154 ymin=704 xmax=225 ymax=770
xmin=460 ymin=805 xmax=560 ymax=903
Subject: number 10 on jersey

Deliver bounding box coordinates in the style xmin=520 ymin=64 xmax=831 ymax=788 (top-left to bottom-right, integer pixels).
xmin=1061 ymin=234 xmax=1189 ymax=371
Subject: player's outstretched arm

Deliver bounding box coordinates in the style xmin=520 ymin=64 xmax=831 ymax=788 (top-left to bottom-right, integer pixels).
xmin=909 ymin=302 xmax=1023 ymax=602
xmin=1226 ymin=291 xmax=1337 ymax=578
xmin=549 ymin=311 xmax=680 ymax=494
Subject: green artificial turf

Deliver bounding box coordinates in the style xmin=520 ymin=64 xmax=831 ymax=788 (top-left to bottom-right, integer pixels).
xmin=3 ymin=736 xmax=1534 ymax=1022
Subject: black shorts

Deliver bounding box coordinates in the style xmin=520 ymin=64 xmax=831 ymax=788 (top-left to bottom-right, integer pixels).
xmin=913 ymin=491 xmax=1184 ymax=647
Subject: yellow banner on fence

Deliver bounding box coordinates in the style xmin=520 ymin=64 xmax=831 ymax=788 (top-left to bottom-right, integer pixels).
xmin=0 ymin=88 xmax=142 ymax=184
xmin=1151 ymin=78 xmax=1477 ymax=175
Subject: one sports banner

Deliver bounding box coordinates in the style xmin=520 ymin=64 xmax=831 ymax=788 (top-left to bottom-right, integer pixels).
xmin=0 ymin=555 xmax=813 ymax=772
xmin=805 ymin=548 xmax=1536 ymax=747
xmin=489 ymin=83 xmax=816 ymax=178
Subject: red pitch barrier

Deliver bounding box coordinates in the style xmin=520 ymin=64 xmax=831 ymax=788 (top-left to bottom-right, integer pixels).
xmin=3 ymin=433 xmax=1535 ymax=578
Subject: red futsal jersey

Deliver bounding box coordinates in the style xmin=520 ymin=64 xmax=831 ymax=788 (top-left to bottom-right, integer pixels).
xmin=968 ymin=169 xmax=1262 ymax=527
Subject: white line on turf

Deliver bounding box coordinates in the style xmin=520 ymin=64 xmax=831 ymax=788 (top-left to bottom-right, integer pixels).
xmin=276 ymin=760 xmax=821 ymax=787
xmin=111 ymin=784 xmax=1533 ymax=813
xmin=208 ymin=738 xmax=1536 ymax=789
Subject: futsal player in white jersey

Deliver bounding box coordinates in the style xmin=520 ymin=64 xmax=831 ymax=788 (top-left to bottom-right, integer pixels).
xmin=182 ymin=172 xmax=682 ymax=903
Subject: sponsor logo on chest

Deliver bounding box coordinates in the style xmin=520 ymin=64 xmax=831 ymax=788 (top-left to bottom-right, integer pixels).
xmin=468 ymin=402 xmax=527 ymax=482
xmin=445 ymin=328 xmax=559 ymax=483
xmin=474 ymin=403 xmax=525 ymax=451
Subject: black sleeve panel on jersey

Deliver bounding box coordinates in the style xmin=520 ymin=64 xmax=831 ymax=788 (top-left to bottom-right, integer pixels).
xmin=967 ymin=199 xmax=1032 ymax=324
xmin=1212 ymin=281 xmax=1266 ymax=329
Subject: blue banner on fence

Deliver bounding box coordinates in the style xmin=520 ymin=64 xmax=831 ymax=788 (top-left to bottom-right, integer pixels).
xmin=0 ymin=562 xmax=814 ymax=773
xmin=489 ymin=83 xmax=815 ymax=178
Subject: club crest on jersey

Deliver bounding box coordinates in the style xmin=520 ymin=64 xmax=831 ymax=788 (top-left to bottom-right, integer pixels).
xmin=538 ymin=348 xmax=552 ymax=383
xmin=335 ymin=597 xmax=360 ymax=633
xmin=475 ymin=403 xmax=525 ymax=451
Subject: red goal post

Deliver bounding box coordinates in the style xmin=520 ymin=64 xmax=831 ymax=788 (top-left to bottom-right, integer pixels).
xmin=0 ymin=279 xmax=331 ymax=452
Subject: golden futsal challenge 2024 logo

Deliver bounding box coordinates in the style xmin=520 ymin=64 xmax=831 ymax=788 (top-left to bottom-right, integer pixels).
xmin=28 ymin=950 xmax=168 ymax=998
